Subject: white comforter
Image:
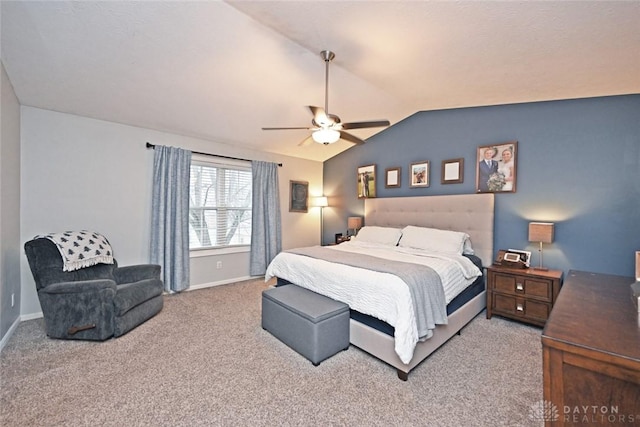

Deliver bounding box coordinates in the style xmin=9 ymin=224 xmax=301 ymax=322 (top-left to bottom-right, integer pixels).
xmin=264 ymin=240 xmax=482 ymax=364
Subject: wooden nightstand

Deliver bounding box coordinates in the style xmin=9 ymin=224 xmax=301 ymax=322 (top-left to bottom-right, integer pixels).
xmin=486 ymin=265 xmax=563 ymax=327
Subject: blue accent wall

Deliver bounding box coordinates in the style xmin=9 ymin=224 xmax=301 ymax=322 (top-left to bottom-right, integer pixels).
xmin=323 ymin=95 xmax=640 ymax=277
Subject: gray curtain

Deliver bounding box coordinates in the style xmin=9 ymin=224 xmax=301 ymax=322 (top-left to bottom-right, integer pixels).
xmin=250 ymin=161 xmax=282 ymax=276
xmin=150 ymin=145 xmax=192 ymax=292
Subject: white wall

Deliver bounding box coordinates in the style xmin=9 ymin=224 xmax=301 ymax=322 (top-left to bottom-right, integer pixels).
xmin=0 ymin=61 xmax=21 ymax=343
xmin=20 ymin=107 xmax=323 ymax=317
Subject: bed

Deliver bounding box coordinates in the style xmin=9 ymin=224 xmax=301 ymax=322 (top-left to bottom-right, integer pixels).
xmin=266 ymin=193 xmax=494 ymax=380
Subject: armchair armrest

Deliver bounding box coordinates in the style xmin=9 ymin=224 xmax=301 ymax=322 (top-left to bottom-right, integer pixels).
xmin=37 ymin=279 xmax=117 ymax=340
xmin=114 ymin=264 xmax=161 ymax=284
xmin=39 ymin=279 xmax=117 ymax=295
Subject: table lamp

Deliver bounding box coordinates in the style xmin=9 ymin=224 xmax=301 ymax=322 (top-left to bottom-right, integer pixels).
xmin=348 ymin=216 xmax=363 ymax=237
xmin=529 ymin=222 xmax=554 ymax=271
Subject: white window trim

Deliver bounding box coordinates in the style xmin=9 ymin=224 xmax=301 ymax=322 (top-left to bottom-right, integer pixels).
xmin=190 ymin=245 xmax=250 ymax=258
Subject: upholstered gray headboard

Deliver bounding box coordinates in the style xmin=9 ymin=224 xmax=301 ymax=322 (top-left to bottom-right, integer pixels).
xmin=364 ymin=194 xmax=495 ymax=267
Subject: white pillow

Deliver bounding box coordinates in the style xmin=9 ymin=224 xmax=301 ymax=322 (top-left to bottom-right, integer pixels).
xmin=462 ymin=237 xmax=475 ymax=255
xmin=352 ymin=226 xmax=402 ymax=246
xmin=398 ymin=225 xmax=473 ymax=255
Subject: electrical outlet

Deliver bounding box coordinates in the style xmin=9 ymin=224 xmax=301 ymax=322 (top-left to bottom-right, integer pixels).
xmin=216 ymin=261 xmax=223 ymax=269
xmin=11 ymin=293 xmax=15 ymax=307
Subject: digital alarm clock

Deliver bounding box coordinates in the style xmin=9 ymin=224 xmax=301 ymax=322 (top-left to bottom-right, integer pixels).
xmin=503 ymin=252 xmax=521 ymax=263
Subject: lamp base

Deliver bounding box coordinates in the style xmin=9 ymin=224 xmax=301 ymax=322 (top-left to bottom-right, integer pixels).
xmin=532 ymin=266 xmax=549 ymax=271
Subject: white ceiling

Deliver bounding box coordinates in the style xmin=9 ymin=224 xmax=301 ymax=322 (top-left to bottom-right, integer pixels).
xmin=2 ymin=1 xmax=639 ymax=162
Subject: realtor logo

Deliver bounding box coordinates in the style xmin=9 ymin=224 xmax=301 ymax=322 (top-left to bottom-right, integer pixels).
xmin=529 ymin=400 xmax=560 ymax=422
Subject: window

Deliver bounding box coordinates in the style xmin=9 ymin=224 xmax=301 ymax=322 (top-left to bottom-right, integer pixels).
xmin=189 ymin=158 xmax=252 ymax=250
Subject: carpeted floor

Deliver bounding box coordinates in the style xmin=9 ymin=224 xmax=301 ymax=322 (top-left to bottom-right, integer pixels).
xmin=1 ymin=279 xmax=544 ymax=426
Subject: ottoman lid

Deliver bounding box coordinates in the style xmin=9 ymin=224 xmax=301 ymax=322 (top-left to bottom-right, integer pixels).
xmin=263 ymin=285 xmax=349 ymax=323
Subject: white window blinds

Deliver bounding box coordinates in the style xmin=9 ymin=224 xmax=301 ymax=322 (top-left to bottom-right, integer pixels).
xmin=189 ymin=159 xmax=252 ymax=249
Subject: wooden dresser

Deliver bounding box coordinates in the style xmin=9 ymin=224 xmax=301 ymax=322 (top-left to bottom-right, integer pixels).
xmin=542 ymin=270 xmax=640 ymax=425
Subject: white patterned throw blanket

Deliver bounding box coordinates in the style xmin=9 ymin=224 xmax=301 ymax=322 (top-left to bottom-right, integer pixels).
xmin=36 ymin=231 xmax=114 ymax=272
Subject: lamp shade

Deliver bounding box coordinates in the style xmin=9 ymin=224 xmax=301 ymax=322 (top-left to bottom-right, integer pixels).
xmin=529 ymin=222 xmax=554 ymax=243
xmin=312 ymin=128 xmax=340 ymax=144
xmin=348 ymin=216 xmax=363 ymax=230
xmin=310 ymin=196 xmax=328 ymax=208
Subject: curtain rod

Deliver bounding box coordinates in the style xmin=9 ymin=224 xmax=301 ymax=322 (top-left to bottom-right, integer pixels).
xmin=145 ymin=142 xmax=282 ymax=167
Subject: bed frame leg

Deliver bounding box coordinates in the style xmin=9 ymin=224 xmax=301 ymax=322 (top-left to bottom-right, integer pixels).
xmin=397 ymin=369 xmax=409 ymax=381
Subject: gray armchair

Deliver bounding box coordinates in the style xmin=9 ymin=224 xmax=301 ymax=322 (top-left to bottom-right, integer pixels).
xmin=24 ymin=238 xmax=164 ymax=340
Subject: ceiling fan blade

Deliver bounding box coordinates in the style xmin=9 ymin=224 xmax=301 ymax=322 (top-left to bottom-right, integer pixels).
xmin=340 ymin=131 xmax=365 ymax=145
xmin=341 ymin=120 xmax=390 ymax=130
xmin=298 ymin=135 xmax=315 ymax=146
xmin=262 ymin=126 xmax=312 ymax=130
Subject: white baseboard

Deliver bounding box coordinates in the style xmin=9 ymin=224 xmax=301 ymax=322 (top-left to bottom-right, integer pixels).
xmin=188 ymin=276 xmax=258 ymax=291
xmin=21 ymin=311 xmax=44 ymax=321
xmin=0 ymin=317 xmax=21 ymax=353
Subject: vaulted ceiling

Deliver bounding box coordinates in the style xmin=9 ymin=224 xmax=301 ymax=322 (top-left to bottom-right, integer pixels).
xmin=2 ymin=1 xmax=639 ymax=162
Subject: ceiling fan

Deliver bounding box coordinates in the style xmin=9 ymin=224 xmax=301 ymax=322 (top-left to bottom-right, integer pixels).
xmin=262 ymin=50 xmax=390 ymax=146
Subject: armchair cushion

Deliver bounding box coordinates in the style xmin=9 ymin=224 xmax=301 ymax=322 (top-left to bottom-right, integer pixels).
xmin=113 ymin=279 xmax=163 ymax=317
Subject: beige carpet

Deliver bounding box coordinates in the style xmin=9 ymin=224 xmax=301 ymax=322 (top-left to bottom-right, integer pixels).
xmin=1 ymin=279 xmax=543 ymax=426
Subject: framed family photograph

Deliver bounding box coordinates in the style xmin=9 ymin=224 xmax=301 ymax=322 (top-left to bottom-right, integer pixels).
xmin=385 ymin=167 xmax=401 ymax=188
xmin=476 ymin=141 xmax=518 ymax=193
xmin=410 ymin=161 xmax=430 ymax=188
xmin=441 ymin=158 xmax=464 ymax=184
xmin=357 ymin=164 xmax=377 ymax=198
xmin=289 ymin=180 xmax=309 ymax=212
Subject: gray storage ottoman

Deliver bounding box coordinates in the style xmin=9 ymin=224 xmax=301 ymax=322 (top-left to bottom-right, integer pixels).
xmin=262 ymin=285 xmax=350 ymax=365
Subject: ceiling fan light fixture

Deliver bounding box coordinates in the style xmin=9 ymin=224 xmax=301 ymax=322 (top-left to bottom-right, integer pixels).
xmin=312 ymin=128 xmax=340 ymax=144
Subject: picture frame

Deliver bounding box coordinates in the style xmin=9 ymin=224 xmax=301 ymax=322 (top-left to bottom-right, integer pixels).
xmin=441 ymin=158 xmax=464 ymax=184
xmin=357 ymin=164 xmax=377 ymax=198
xmin=476 ymin=141 xmax=518 ymax=193
xmin=289 ymin=180 xmax=309 ymax=212
xmin=385 ymin=167 xmax=401 ymax=188
xmin=409 ymin=161 xmax=430 ymax=188
xmin=507 ymin=249 xmax=532 ymax=267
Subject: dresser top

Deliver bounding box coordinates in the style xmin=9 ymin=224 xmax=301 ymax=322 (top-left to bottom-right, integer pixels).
xmin=542 ymin=270 xmax=640 ymax=363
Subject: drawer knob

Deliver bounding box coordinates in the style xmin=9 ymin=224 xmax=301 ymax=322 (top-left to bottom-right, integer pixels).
xmin=516 ymin=303 xmax=524 ymax=312
xmin=516 ymin=283 xmax=524 ymax=292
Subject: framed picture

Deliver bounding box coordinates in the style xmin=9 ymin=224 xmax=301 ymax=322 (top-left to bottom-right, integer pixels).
xmin=410 ymin=161 xmax=430 ymax=188
xmin=289 ymin=180 xmax=309 ymax=212
xmin=441 ymin=158 xmax=464 ymax=184
xmin=357 ymin=164 xmax=376 ymax=198
xmin=476 ymin=141 xmax=518 ymax=193
xmin=385 ymin=167 xmax=401 ymax=188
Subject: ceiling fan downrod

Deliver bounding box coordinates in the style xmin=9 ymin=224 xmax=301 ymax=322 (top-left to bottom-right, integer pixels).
xmin=320 ymin=50 xmax=335 ymax=115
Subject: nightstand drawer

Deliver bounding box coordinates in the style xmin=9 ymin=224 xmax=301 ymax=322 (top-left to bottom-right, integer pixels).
xmin=492 ymin=273 xmax=552 ymax=301
xmin=492 ymin=293 xmax=551 ymax=323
